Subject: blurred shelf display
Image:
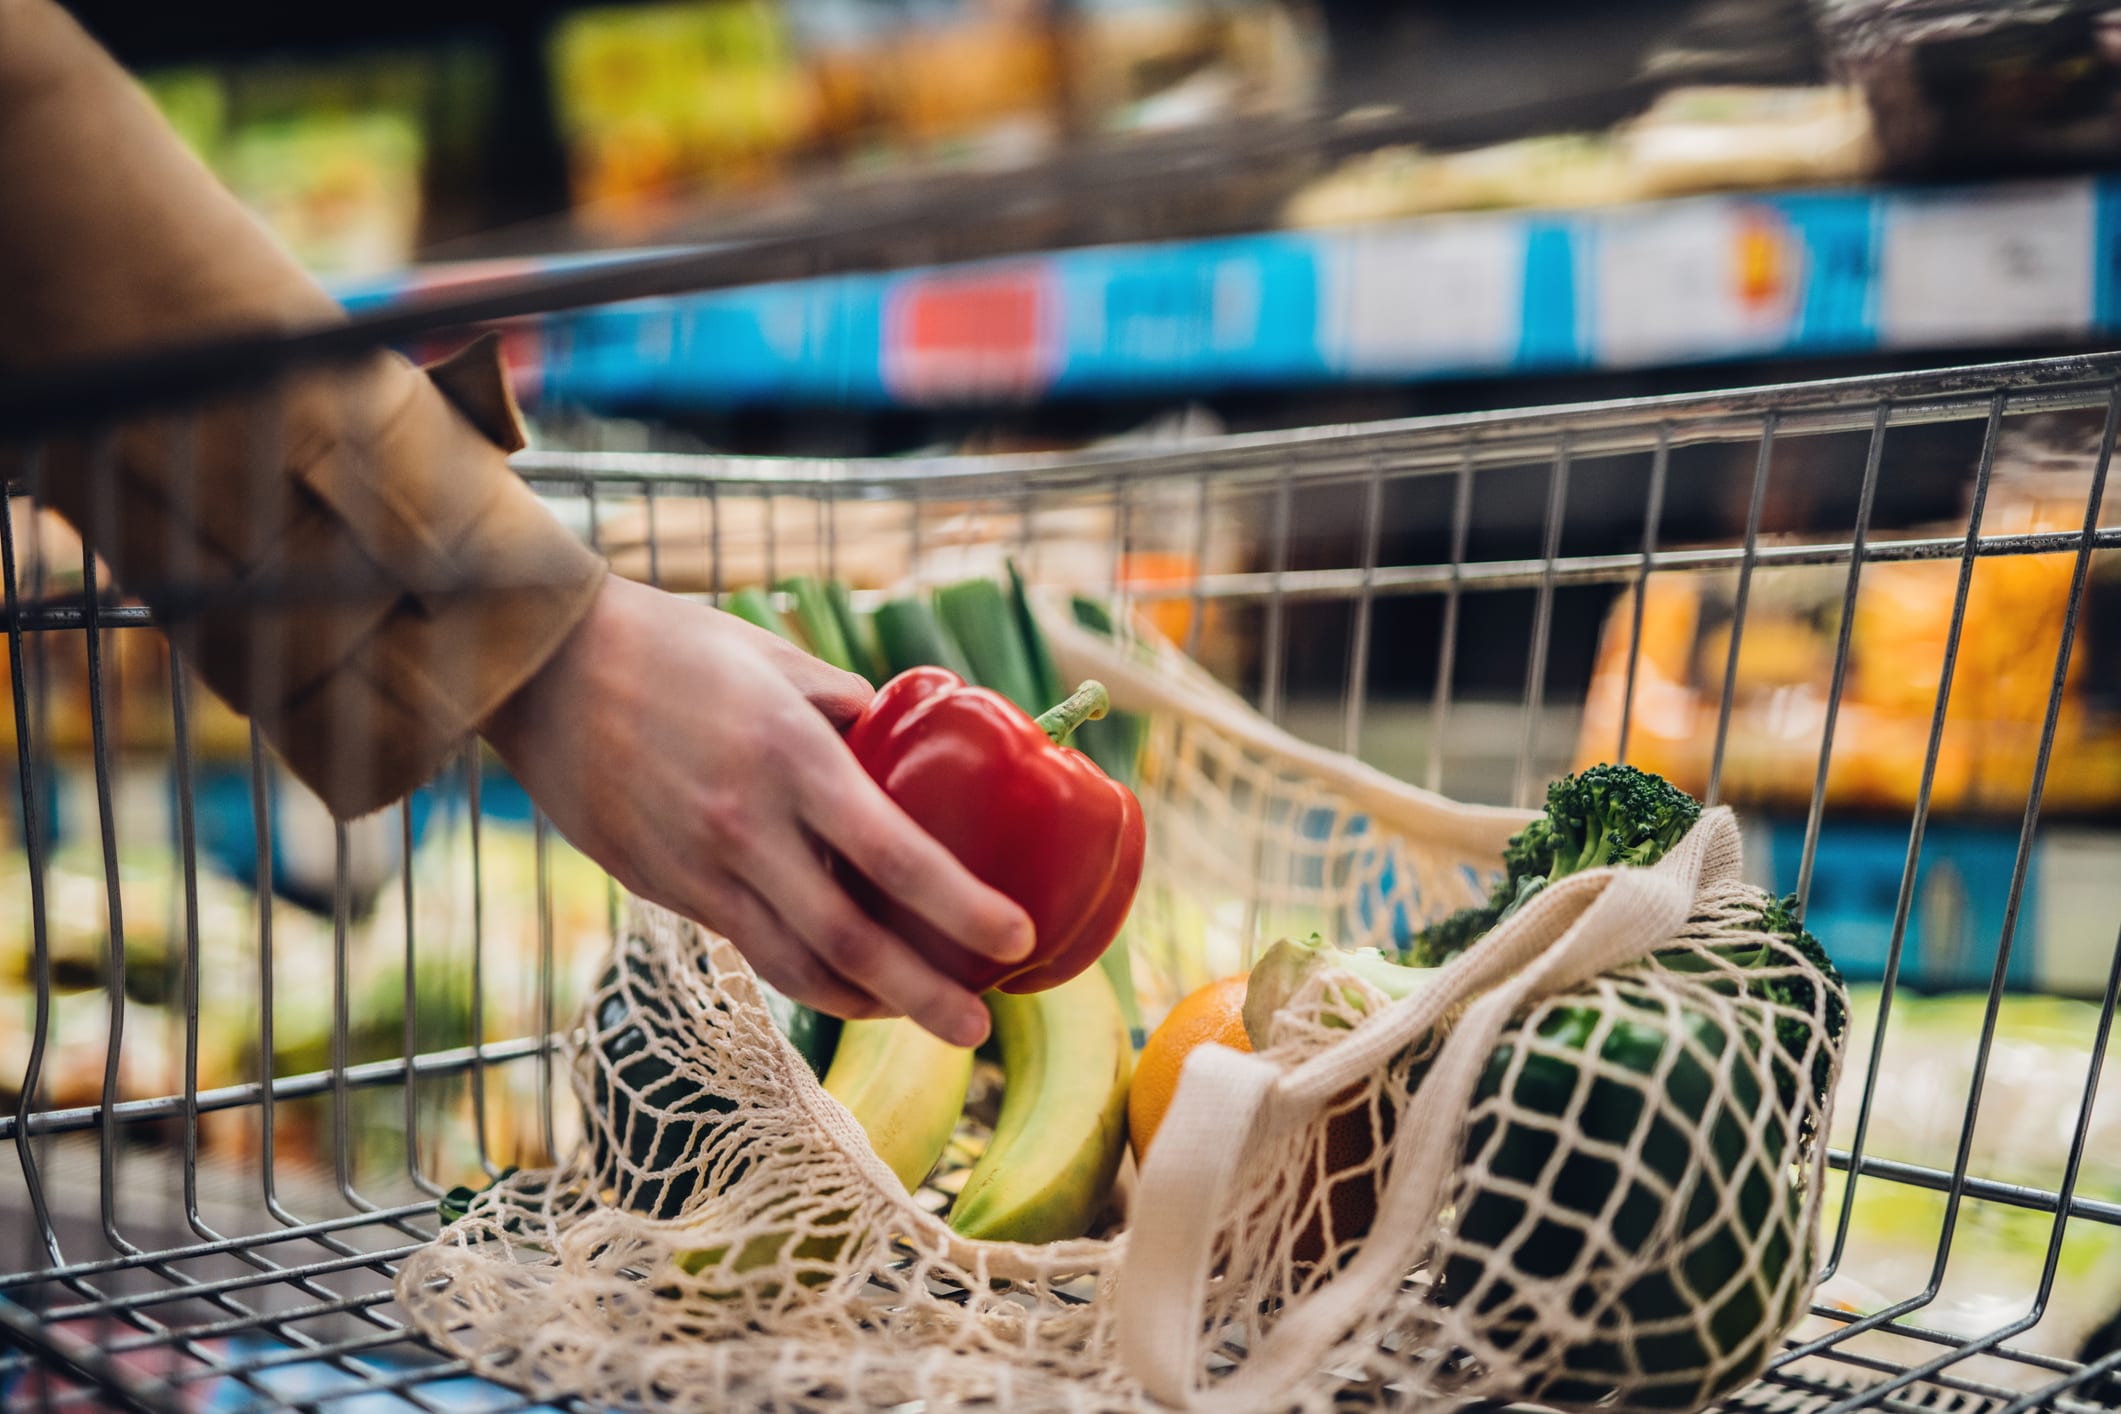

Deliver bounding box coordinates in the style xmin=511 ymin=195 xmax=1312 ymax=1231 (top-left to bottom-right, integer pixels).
xmin=1816 ymin=0 xmax=2121 ymax=180
xmin=1281 ymin=84 xmax=1880 ymax=226
xmin=336 ymin=172 xmax=2121 ymax=410
xmin=1572 ymin=415 xmax=2121 ymax=820
xmin=139 ymin=46 xmax=505 ymax=276
xmin=105 ymin=0 xmax=2121 ymax=290
xmin=1745 ymin=817 xmax=2121 ymax=996
xmin=127 ymin=0 xmax=1326 ymax=269
xmin=0 ymin=760 xmax=609 ymax=1187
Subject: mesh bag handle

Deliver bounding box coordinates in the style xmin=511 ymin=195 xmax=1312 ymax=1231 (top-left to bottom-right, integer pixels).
xmin=1039 ymin=605 xmax=1533 ymax=859
xmin=1117 ymin=809 xmax=1745 ymax=1409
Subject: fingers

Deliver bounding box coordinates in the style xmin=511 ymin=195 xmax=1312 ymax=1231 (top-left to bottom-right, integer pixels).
xmin=795 ymin=751 xmax=1034 ymax=967
xmin=727 ymin=612 xmax=875 ymax=726
xmin=736 ymin=825 xmax=992 ymax=1048
xmin=690 ymin=869 xmax=892 ymax=1024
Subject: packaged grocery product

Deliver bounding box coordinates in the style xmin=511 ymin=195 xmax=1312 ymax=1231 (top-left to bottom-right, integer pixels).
xmin=550 ymin=0 xmax=815 ymax=234
xmin=1285 ymin=133 xmax=1637 ymax=227
xmin=1284 ymin=84 xmax=1878 ymax=229
xmin=1064 ymin=0 xmax=1322 ymax=135
xmin=1623 ymin=83 xmax=1879 ymax=196
xmin=1816 ymin=0 xmax=2121 ymax=175
xmin=785 ymin=0 xmax=1062 ymax=169
xmin=1573 ymin=418 xmax=2121 ymax=816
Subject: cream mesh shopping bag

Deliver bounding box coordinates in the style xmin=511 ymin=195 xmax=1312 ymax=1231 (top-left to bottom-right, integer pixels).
xmin=397 ymin=603 xmax=1846 ymax=1413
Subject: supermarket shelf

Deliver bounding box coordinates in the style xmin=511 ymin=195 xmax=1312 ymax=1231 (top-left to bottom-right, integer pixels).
xmin=338 ymin=175 xmax=2121 ymax=411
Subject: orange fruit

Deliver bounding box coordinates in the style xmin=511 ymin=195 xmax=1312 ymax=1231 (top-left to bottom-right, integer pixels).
xmin=1129 ymin=975 xmax=1252 ymax=1162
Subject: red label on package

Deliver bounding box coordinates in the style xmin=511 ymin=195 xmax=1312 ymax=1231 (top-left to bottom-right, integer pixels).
xmin=883 ymin=264 xmax=1059 ymax=403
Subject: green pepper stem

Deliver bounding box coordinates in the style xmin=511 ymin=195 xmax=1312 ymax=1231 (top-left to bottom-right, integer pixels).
xmin=1035 ymin=680 xmax=1110 ymax=745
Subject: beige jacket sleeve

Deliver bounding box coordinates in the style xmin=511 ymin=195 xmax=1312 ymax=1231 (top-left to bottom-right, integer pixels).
xmin=0 ymin=0 xmax=607 ymax=819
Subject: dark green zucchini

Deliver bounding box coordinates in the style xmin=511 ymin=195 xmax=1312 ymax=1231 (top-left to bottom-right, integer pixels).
xmin=582 ymin=948 xmax=839 ymax=1219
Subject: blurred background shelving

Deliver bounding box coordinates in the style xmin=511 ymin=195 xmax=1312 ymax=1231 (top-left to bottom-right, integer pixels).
xmin=329 ymin=175 xmax=2121 ymax=415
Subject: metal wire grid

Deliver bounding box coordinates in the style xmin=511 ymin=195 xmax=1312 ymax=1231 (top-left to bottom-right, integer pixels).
xmin=0 ymin=340 xmax=2117 ymax=1411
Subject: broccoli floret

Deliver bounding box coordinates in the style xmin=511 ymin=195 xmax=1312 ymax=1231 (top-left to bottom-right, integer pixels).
xmin=1404 ymin=903 xmax=1495 ymax=968
xmin=1498 ymin=816 xmax=1556 ymax=894
xmin=1406 ymin=765 xmax=1701 ymax=966
xmin=1543 ymin=763 xmax=1702 ymax=878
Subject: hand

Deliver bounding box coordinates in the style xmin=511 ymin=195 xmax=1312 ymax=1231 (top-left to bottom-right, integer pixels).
xmin=482 ymin=572 xmax=1031 ymax=1046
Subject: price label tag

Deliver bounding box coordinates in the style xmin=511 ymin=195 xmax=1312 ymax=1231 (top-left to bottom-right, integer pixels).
xmin=1590 ymin=200 xmax=1802 ymax=367
xmin=1879 ymin=182 xmax=2095 ymax=347
xmin=883 ymin=263 xmax=1060 ymax=403
xmin=1321 ymin=218 xmax=1524 ymax=375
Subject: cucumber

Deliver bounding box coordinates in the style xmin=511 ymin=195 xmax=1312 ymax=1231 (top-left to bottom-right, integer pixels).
xmin=1007 ymin=560 xmax=1063 ymax=708
xmin=935 ymin=578 xmax=1040 ymax=714
xmin=874 ymin=597 xmax=973 ymax=679
xmin=777 ymin=575 xmax=857 ymax=673
xmin=827 ymin=580 xmax=887 ymax=684
xmin=724 ymin=586 xmax=795 ymax=640
xmin=1063 ymin=594 xmax=1147 ymax=787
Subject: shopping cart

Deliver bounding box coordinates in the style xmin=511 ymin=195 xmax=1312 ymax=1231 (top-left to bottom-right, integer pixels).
xmin=1 ymin=253 xmax=2117 ymax=1414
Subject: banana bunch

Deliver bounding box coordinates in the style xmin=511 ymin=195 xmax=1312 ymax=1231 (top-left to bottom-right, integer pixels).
xmin=823 ymin=965 xmax=1134 ymax=1244
xmin=660 ymin=965 xmax=1130 ymax=1295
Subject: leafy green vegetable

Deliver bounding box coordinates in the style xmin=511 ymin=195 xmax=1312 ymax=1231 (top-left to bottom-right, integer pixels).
xmin=1656 ymin=892 xmax=1846 ymax=1139
xmin=1063 ymin=594 xmax=1146 ymax=787
xmin=1408 ymin=765 xmax=1700 ymax=966
xmin=827 ymin=580 xmax=886 ymax=684
xmin=1246 ymin=910 xmax=1845 ymax=1406
xmin=437 ymin=1166 xmax=517 ymax=1227
xmin=1007 ymin=560 xmax=1063 ymax=708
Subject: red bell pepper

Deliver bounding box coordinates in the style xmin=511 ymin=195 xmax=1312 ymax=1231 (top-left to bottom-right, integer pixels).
xmin=843 ymin=667 xmax=1145 ymax=994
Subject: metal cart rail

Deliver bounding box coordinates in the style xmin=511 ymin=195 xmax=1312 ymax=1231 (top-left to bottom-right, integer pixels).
xmin=2 ymin=265 xmax=2118 ymax=1412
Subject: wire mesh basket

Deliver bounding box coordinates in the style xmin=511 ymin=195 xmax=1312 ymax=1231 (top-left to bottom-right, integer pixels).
xmin=1 ymin=262 xmax=2117 ymax=1413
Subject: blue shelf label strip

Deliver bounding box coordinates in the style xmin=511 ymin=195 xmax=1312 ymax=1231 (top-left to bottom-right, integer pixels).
xmin=337 ymin=175 xmax=2121 ymax=411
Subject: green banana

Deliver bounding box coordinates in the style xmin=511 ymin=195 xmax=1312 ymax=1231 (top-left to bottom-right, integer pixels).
xmin=948 ymin=967 xmax=1133 ymax=1244
xmin=823 ymin=1017 xmax=975 ymax=1194
xmin=672 ymin=1016 xmax=968 ymax=1292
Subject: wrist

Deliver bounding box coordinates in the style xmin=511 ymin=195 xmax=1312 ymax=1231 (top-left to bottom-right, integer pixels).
xmin=482 ymin=568 xmax=625 ymax=761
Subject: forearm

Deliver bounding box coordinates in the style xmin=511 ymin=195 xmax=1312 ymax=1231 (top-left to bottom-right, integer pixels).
xmin=0 ymin=0 xmax=604 ymax=817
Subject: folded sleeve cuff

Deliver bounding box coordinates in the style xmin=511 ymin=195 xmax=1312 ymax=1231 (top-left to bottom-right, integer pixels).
xmin=156 ymin=336 xmax=606 ymax=820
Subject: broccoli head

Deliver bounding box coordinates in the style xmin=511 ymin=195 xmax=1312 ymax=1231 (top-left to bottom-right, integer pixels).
xmin=1406 ymin=765 xmax=1702 ymax=966
xmin=1542 ymin=763 xmax=1703 ymax=879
